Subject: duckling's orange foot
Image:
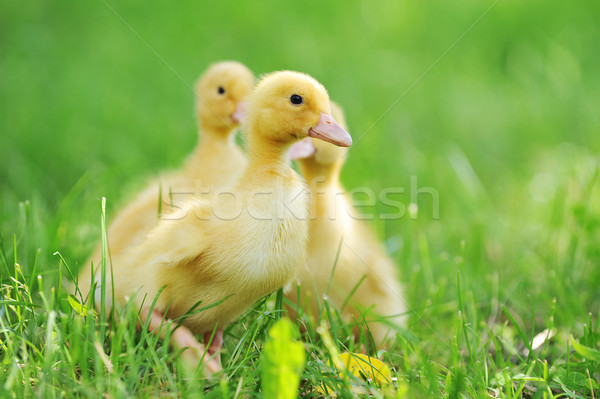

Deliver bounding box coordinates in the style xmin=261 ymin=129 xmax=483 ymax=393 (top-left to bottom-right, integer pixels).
xmin=144 ymin=309 xmax=222 ymax=376
xmin=174 ymin=326 xmax=222 ymax=376
xmin=203 ymin=328 xmax=224 ymax=367
xmin=204 ymin=329 xmax=224 ymax=354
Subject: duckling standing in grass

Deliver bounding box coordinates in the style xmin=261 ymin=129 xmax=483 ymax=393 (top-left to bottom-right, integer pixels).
xmin=287 ymin=102 xmax=406 ymax=347
xmin=103 ymin=71 xmax=352 ymax=373
xmin=78 ymin=61 xmax=254 ymax=298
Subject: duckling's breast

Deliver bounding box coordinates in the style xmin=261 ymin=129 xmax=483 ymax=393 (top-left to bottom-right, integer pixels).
xmin=218 ymin=179 xmax=309 ymax=288
xmin=167 ymin=179 xmax=310 ymax=332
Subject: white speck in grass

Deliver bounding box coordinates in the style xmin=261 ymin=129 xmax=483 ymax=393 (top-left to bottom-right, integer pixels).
xmin=529 ymin=173 xmax=557 ymax=203
xmin=408 ymin=203 xmax=418 ymax=218
xmin=531 ymin=328 xmax=556 ymax=351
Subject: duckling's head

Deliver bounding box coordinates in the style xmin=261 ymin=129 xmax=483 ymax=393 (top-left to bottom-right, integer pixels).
xmin=245 ymin=71 xmax=352 ymax=150
xmin=195 ymin=61 xmax=254 ymax=132
xmin=289 ymin=101 xmax=350 ymax=167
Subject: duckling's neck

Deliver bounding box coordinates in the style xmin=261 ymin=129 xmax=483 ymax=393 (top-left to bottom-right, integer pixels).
xmin=300 ymin=161 xmax=346 ymax=221
xmin=243 ymin=137 xmax=293 ymax=180
xmin=197 ymin=126 xmax=237 ymax=148
xmin=184 ymin=126 xmax=239 ymax=171
xmin=299 ymin=160 xmax=343 ymax=188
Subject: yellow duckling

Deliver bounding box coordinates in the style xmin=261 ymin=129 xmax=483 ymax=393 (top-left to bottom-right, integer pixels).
xmin=287 ymin=102 xmax=406 ymax=347
xmin=102 ymin=71 xmax=352 ymax=372
xmin=79 ymin=61 xmax=254 ymax=297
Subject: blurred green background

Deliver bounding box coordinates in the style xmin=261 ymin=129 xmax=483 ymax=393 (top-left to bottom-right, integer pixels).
xmin=1 ymin=0 xmax=599 ymax=332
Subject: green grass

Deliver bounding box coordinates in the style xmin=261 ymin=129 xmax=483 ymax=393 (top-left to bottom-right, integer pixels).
xmin=1 ymin=0 xmax=599 ymax=397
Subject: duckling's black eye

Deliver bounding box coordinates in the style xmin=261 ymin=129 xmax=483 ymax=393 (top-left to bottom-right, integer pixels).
xmin=218 ymin=86 xmax=225 ymax=95
xmin=290 ymin=94 xmax=303 ymax=105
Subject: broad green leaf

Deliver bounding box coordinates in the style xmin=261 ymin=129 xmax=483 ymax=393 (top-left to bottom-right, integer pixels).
xmin=261 ymin=318 xmax=306 ymax=399
xmin=570 ymin=336 xmax=600 ymax=362
xmin=566 ymin=372 xmax=588 ymax=388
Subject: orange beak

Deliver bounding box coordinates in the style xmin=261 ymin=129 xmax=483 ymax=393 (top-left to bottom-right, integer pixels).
xmin=308 ymin=112 xmax=352 ymax=147
xmin=231 ymin=100 xmax=247 ymax=124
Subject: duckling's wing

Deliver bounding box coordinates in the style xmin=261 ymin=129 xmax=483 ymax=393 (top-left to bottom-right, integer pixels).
xmin=133 ymin=197 xmax=213 ymax=267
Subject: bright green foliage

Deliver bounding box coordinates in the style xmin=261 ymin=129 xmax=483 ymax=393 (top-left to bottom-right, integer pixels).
xmin=261 ymin=318 xmax=306 ymax=399
xmin=1 ymin=0 xmax=600 ymax=397
xmin=571 ymin=337 xmax=600 ymax=362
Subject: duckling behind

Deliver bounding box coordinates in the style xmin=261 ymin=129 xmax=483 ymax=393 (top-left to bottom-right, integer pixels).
xmin=287 ymin=102 xmax=407 ymax=347
xmin=78 ymin=61 xmax=254 ymax=298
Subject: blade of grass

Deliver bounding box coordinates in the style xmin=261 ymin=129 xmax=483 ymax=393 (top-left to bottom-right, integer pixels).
xmin=275 ymin=287 xmax=284 ymax=321
xmin=501 ymin=304 xmax=531 ymax=359
xmin=99 ymin=197 xmax=108 ymax=343
xmin=457 ymin=271 xmax=473 ymax=362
